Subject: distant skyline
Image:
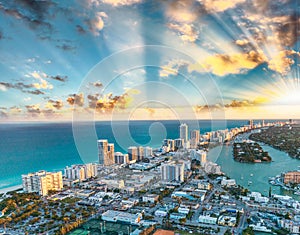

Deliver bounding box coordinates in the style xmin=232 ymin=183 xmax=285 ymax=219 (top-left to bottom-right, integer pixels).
xmin=0 ymin=0 xmax=299 ymax=121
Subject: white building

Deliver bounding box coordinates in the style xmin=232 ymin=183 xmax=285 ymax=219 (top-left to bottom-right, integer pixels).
xmin=22 ymin=170 xmax=63 ymax=196
xmin=101 ymin=210 xmax=142 ymax=225
xmin=203 ymin=161 xmax=222 ymax=174
xmin=155 ymin=208 xmax=168 ymax=217
xmin=180 ymin=123 xmax=188 ymax=142
xmin=142 ymin=194 xmax=159 ymax=203
xmin=190 ymin=130 xmax=200 ymax=148
xmin=64 ymin=163 xmax=98 ymax=181
xmin=144 ymin=146 xmax=153 ymax=157
xmin=198 ymin=215 xmax=217 ymax=225
xmin=221 ymin=179 xmax=236 ymax=187
xmin=161 ymin=162 xmax=185 ymax=183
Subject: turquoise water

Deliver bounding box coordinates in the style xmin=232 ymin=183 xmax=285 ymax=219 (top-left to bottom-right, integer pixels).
xmin=0 ymin=119 xmax=293 ymax=190
xmin=208 ymin=144 xmax=300 ymax=199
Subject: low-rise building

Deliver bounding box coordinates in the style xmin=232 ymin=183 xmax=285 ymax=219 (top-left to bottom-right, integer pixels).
xmin=178 ymin=206 xmax=190 ymax=214
xmin=221 ymin=178 xmax=236 ymax=187
xmin=155 ymin=208 xmax=168 ymax=217
xmin=142 ymin=194 xmax=159 ymax=203
xmin=169 ymin=213 xmax=186 ymax=220
xmin=198 ymin=215 xmax=217 ymax=225
xmin=101 ymin=210 xmax=142 ymax=225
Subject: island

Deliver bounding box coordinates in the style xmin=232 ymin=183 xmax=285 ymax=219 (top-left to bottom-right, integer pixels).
xmin=250 ymin=124 xmax=300 ymax=158
xmin=233 ymin=141 xmax=272 ymax=163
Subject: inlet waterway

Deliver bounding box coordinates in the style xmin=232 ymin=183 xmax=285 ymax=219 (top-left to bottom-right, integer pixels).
xmin=208 ymin=143 xmax=300 ymax=200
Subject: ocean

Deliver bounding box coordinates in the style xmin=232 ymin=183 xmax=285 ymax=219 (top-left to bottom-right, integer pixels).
xmin=0 ymin=119 xmax=288 ymax=190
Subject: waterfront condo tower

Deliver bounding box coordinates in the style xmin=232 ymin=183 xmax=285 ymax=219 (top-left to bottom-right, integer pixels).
xmin=180 ymin=123 xmax=189 ymax=142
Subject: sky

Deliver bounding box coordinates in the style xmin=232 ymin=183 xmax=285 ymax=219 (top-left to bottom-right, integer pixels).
xmin=0 ymin=0 xmax=299 ymax=121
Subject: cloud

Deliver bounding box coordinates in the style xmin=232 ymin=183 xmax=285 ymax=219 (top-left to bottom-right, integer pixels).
xmin=194 ymin=98 xmax=268 ymax=113
xmin=85 ymin=12 xmax=107 ymax=36
xmin=0 ymin=83 xmax=7 ymax=91
xmin=165 ymin=0 xmax=199 ymax=23
xmin=235 ymin=39 xmax=249 ymax=46
xmin=160 ymin=60 xmax=188 ymax=78
xmin=0 ymin=110 xmax=8 ymax=118
xmin=267 ymin=50 xmax=299 ymax=75
xmin=9 ymin=106 xmax=22 ymax=114
xmin=28 ymin=71 xmax=53 ymax=90
xmin=189 ymin=50 xmax=266 ymax=76
xmin=56 ymin=44 xmax=76 ymax=51
xmin=276 ymin=13 xmax=300 ymax=47
xmin=47 ymin=100 xmax=64 ymax=110
xmin=101 ymin=0 xmax=142 ymax=6
xmin=48 ymin=75 xmax=68 ymax=82
xmin=0 ymin=1 xmax=54 ymax=32
xmin=86 ymin=90 xmax=138 ymax=113
xmin=25 ymin=104 xmax=41 ymax=117
xmin=0 ymin=81 xmax=45 ymax=95
xmin=25 ymin=103 xmax=61 ymax=118
xmin=168 ymin=23 xmax=198 ymax=42
xmin=66 ymin=93 xmax=84 ymax=107
xmin=90 ymin=81 xmax=103 ymax=87
xmin=201 ymin=0 xmax=246 ymax=13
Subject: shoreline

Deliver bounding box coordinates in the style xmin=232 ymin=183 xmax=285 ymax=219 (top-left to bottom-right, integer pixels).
xmin=0 ymin=185 xmax=22 ymax=194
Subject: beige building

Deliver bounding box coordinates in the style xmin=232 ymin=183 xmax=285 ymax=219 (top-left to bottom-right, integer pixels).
xmin=283 ymin=171 xmax=300 ymax=184
xmin=22 ymin=170 xmax=63 ymax=196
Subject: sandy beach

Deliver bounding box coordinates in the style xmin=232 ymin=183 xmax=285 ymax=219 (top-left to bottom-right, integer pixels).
xmin=0 ymin=185 xmax=22 ymax=194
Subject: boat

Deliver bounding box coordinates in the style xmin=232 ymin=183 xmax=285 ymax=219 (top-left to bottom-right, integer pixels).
xmin=248 ymin=181 xmax=252 ymax=185
xmin=250 ymin=173 xmax=253 ymax=177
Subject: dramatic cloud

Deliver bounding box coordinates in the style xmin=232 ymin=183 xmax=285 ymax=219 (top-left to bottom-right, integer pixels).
xmin=168 ymin=23 xmax=198 ymax=42
xmin=66 ymin=93 xmax=84 ymax=107
xmin=189 ymin=50 xmax=266 ymax=76
xmin=235 ymin=39 xmax=249 ymax=46
xmin=201 ymin=0 xmax=246 ymax=13
xmin=267 ymin=50 xmax=299 ymax=75
xmin=85 ymin=12 xmax=107 ymax=36
xmin=276 ymin=13 xmax=300 ymax=47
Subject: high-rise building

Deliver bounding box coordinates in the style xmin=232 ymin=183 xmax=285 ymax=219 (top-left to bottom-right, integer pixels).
xmin=64 ymin=163 xmax=98 ymax=181
xmin=190 ymin=130 xmax=200 ymax=148
xmin=98 ymin=139 xmax=114 ymax=166
xmin=108 ymin=143 xmax=115 ymax=165
xmin=248 ymin=120 xmax=254 ymax=129
xmin=137 ymin=146 xmax=144 ymax=161
xmin=22 ymin=170 xmax=63 ymax=196
xmin=180 ymin=123 xmax=188 ymax=142
xmin=85 ymin=163 xmax=98 ymax=178
xmin=161 ymin=162 xmax=184 ymax=183
xmin=98 ymin=139 xmax=108 ymax=165
xmin=163 ymin=139 xmax=175 ymax=152
xmin=174 ymin=138 xmax=184 ymax=149
xmin=128 ymin=146 xmax=138 ymax=161
xmin=144 ymin=146 xmax=153 ymax=157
